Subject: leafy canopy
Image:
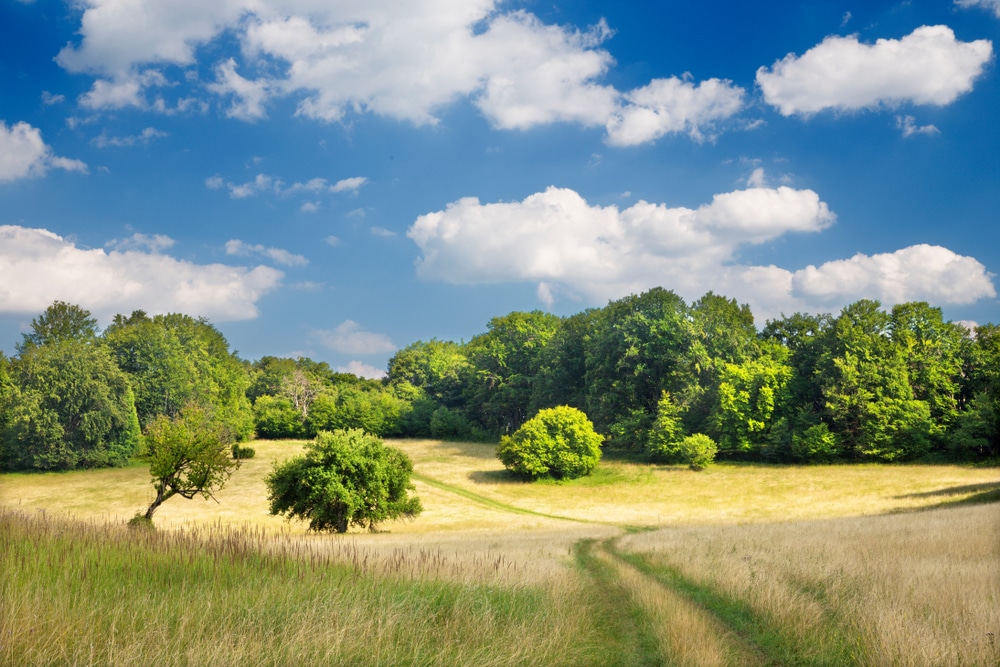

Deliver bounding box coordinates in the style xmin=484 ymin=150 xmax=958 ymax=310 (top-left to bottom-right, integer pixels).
xmin=497 ymin=405 xmax=602 ymax=479
xmin=266 ymin=429 xmax=422 ymax=533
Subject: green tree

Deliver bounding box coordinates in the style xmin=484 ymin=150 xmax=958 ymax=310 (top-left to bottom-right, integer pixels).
xmin=465 ymin=311 xmax=562 ymax=435
xmin=266 ymin=429 xmax=422 ymax=533
xmin=583 ymin=288 xmax=697 ymax=447
xmin=497 ymin=406 xmax=602 ymax=479
xmin=819 ymin=301 xmax=932 ymax=461
xmin=711 ymin=343 xmax=792 ymax=456
xmin=387 ymin=339 xmax=471 ymax=409
xmin=17 ymin=300 xmax=99 ymax=352
xmin=104 ymin=311 xmax=253 ymax=439
xmin=646 ymin=391 xmax=686 ymax=462
xmin=253 ymin=395 xmax=306 ymax=439
xmin=2 ymin=340 xmax=140 ymax=470
xmin=140 ymin=404 xmax=237 ymax=521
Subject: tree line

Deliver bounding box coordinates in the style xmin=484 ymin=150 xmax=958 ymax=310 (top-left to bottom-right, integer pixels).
xmin=1 ymin=288 xmax=997 ymax=472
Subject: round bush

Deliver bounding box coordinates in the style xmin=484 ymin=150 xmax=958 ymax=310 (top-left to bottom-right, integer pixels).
xmin=679 ymin=433 xmax=717 ymax=471
xmin=497 ymin=406 xmax=602 ymax=479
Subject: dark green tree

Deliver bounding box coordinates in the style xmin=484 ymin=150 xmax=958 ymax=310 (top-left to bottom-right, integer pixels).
xmin=2 ymin=340 xmax=140 ymax=470
xmin=266 ymin=429 xmax=422 ymax=533
xmin=464 ymin=311 xmax=562 ymax=435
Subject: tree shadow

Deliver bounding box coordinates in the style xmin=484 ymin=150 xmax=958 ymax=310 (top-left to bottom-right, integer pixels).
xmin=891 ymin=482 xmax=1000 ymax=512
xmin=895 ymin=482 xmax=1000 ymax=500
xmin=468 ymin=469 xmax=531 ymax=485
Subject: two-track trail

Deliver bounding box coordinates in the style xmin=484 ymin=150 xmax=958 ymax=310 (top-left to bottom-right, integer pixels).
xmin=414 ymin=469 xmax=781 ymax=667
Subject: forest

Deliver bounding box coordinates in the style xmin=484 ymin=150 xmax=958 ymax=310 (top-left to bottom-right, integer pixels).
xmin=1 ymin=286 xmax=997 ymax=472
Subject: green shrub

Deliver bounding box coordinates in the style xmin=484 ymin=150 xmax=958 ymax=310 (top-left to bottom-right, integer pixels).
xmin=497 ymin=406 xmax=602 ymax=479
xmin=646 ymin=392 xmax=685 ymax=462
xmin=231 ymin=444 xmax=256 ymax=459
xmin=678 ymin=433 xmax=717 ymax=471
xmin=791 ymin=423 xmax=839 ymax=462
xmin=253 ymin=395 xmax=304 ymax=439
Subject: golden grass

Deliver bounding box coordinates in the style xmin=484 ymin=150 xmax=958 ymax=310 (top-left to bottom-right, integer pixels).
xmin=620 ymin=502 xmax=1000 ymax=666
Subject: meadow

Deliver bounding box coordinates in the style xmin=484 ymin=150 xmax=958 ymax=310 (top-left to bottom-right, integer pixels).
xmin=1 ymin=439 xmax=998 ymax=666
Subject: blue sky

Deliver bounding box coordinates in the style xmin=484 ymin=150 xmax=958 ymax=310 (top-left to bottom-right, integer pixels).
xmin=1 ymin=0 xmax=998 ymax=377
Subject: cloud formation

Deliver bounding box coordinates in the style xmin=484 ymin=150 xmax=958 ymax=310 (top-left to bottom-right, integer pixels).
xmin=757 ymin=26 xmax=992 ymax=116
xmin=55 ymin=1 xmax=743 ymax=145
xmin=956 ymin=0 xmax=1000 ymax=18
xmin=225 ymin=239 xmax=308 ymax=267
xmin=0 ymin=226 xmax=283 ymax=321
xmin=313 ymin=321 xmax=396 ymax=355
xmin=408 ymin=186 xmax=994 ymax=320
xmin=337 ymin=360 xmax=387 ymax=380
xmin=0 ymin=121 xmax=88 ymax=182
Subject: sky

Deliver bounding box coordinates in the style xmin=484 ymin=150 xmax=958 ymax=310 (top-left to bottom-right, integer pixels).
xmin=1 ymin=0 xmax=998 ymax=378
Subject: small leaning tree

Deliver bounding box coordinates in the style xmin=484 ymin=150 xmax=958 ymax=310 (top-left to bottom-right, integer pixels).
xmin=266 ymin=428 xmax=422 ymax=533
xmin=137 ymin=404 xmax=237 ymax=524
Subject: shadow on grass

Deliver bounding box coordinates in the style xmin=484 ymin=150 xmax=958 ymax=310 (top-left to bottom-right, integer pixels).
xmin=468 ymin=469 xmax=527 ymax=485
xmin=890 ymin=482 xmax=1000 ymax=513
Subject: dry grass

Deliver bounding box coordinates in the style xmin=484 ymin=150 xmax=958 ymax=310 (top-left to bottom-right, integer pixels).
xmin=620 ymin=502 xmax=1000 ymax=666
xmin=2 ymin=437 xmax=998 ymax=665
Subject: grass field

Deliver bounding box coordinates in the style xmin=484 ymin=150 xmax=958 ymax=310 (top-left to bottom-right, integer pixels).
xmin=2 ymin=438 xmax=998 ymax=665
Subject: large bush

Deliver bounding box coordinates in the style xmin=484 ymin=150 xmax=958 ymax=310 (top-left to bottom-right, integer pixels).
xmin=266 ymin=429 xmax=422 ymax=533
xmin=497 ymin=406 xmax=602 ymax=479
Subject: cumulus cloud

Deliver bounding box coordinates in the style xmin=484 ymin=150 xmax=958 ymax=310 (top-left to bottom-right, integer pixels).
xmin=956 ymin=0 xmax=1000 ymax=18
xmin=606 ymin=76 xmax=745 ymax=146
xmin=791 ymin=245 xmax=995 ymax=305
xmin=0 ymin=225 xmax=282 ymax=321
xmin=757 ymin=26 xmax=993 ymax=116
xmin=0 ymin=121 xmax=88 ymax=182
xmin=313 ymin=321 xmax=396 ymax=355
xmin=106 ymin=233 xmax=175 ymax=252
xmin=55 ymin=0 xmax=742 ymax=144
xmin=331 ymin=177 xmax=368 ymax=193
xmin=337 ymin=360 xmax=387 ymax=380
xmin=408 ymin=186 xmax=994 ymax=320
xmin=225 ymin=239 xmax=308 ymax=266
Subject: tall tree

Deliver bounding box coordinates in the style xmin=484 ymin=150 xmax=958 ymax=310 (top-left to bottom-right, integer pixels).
xmin=17 ymin=301 xmax=99 ymax=352
xmin=464 ymin=311 xmax=561 ymax=434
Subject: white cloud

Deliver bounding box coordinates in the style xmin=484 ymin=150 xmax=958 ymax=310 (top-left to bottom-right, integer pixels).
xmin=408 ymin=186 xmax=994 ymax=320
xmin=337 ymin=360 xmax=387 ymax=380
xmin=895 ymin=115 xmax=940 ymax=137
xmin=791 ymin=245 xmax=995 ymax=306
xmin=314 ymin=321 xmax=396 ymax=355
xmin=605 ymin=76 xmax=745 ymax=146
xmin=41 ymin=91 xmax=65 ymax=105
xmin=206 ymin=58 xmax=271 ymax=121
xmin=0 ymin=121 xmax=88 ymax=182
xmin=371 ymin=227 xmax=396 ymax=238
xmin=331 ymin=176 xmax=368 ymax=193
xmin=324 ymin=235 xmax=340 ymax=247
xmin=757 ymin=26 xmax=993 ymax=116
xmin=55 ymin=1 xmax=740 ymax=145
xmin=225 ymin=239 xmax=308 ymax=266
xmin=92 ymin=126 xmax=168 ymax=148
xmin=106 ymin=233 xmax=175 ymax=252
xmin=300 ymin=201 xmax=319 ymax=213
xmin=956 ymin=0 xmax=1000 ymax=18
xmin=0 ymin=225 xmax=282 ymax=321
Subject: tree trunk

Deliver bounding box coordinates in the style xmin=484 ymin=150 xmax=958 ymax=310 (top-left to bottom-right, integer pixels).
xmin=144 ymin=483 xmax=170 ymax=520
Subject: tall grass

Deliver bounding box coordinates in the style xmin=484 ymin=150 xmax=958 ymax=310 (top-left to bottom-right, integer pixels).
xmin=0 ymin=509 xmax=625 ymax=667
xmin=619 ymin=503 xmax=1000 ymax=667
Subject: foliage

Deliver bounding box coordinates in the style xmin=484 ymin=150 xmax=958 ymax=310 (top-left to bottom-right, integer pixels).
xmin=253 ymin=395 xmax=306 ymax=439
xmin=464 ymin=311 xmax=562 ymax=435
xmin=1 ymin=339 xmax=140 ymax=470
xmin=17 ymin=300 xmax=99 ymax=352
xmin=141 ymin=404 xmax=237 ymax=521
xmin=266 ymin=429 xmax=422 ymax=532
xmin=103 ymin=311 xmax=254 ymax=440
xmin=790 ymin=423 xmax=839 ymax=462
xmin=497 ymin=406 xmax=602 ymax=479
xmin=676 ymin=434 xmax=717 ymax=470
xmin=387 ymin=339 xmax=471 ymax=408
xmin=646 ymin=392 xmax=685 ymax=462
xmin=711 ymin=344 xmax=792 ymax=455
xmin=231 ymin=444 xmax=256 ymax=459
